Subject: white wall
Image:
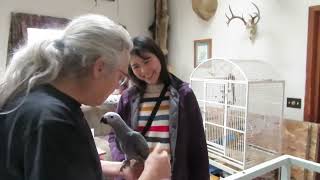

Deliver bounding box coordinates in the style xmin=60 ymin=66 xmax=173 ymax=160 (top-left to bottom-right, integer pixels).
xmin=168 ymin=0 xmax=320 ymax=120
xmin=310 ymin=0 xmax=320 ymax=6
xmin=0 ymin=0 xmax=154 ymax=74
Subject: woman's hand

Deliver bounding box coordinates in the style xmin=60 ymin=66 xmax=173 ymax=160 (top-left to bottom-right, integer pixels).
xmin=139 ymin=144 xmax=171 ymax=180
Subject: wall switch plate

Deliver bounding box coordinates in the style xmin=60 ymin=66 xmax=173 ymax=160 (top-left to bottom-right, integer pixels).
xmin=287 ymin=98 xmax=302 ymax=109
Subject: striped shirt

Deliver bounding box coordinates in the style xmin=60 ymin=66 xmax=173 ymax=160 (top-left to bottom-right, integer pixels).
xmin=137 ymin=84 xmax=171 ymax=154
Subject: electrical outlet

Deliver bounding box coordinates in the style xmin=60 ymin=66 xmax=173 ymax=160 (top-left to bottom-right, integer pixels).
xmin=287 ymin=98 xmax=302 ymax=109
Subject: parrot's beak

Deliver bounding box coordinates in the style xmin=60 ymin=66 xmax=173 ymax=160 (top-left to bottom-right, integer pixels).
xmin=100 ymin=117 xmax=108 ymax=124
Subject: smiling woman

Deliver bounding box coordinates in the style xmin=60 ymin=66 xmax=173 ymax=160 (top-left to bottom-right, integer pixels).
xmin=108 ymin=36 xmax=209 ymax=180
xmin=130 ymin=52 xmax=162 ymax=85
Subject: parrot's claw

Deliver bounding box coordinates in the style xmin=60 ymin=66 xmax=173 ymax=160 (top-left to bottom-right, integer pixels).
xmin=120 ymin=159 xmax=131 ymax=172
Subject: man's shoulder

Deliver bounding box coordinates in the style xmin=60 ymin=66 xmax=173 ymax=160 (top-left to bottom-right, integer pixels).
xmin=16 ymin=91 xmax=77 ymax=126
xmin=26 ymin=90 xmax=70 ymax=113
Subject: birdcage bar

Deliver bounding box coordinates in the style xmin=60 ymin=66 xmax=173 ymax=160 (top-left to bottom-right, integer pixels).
xmin=205 ymin=122 xmax=245 ymax=134
xmin=208 ymin=151 xmax=245 ymax=169
xmin=208 ymin=149 xmax=245 ymax=166
xmin=203 ymin=81 xmax=207 ymax=130
xmin=198 ymin=100 xmax=247 ymax=110
xmin=243 ymin=83 xmax=249 ymax=169
xmin=191 ymin=78 xmax=248 ymax=85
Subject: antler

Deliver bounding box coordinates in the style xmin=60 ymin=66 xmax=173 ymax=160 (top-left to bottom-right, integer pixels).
xmin=225 ymin=5 xmax=247 ymax=26
xmin=225 ymin=2 xmax=261 ymax=42
xmin=249 ymin=2 xmax=261 ymax=25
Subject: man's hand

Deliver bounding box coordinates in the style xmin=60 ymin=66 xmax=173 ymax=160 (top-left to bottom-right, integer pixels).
xmin=121 ymin=160 xmax=144 ymax=180
xmin=139 ymin=144 xmax=171 ymax=180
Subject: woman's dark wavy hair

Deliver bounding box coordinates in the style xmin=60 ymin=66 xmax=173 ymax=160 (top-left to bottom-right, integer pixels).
xmin=129 ymin=36 xmax=170 ymax=93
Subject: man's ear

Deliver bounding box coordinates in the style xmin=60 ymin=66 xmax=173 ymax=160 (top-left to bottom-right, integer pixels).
xmin=92 ymin=57 xmax=106 ymax=79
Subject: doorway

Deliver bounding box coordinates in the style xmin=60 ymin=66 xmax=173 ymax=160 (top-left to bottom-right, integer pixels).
xmin=304 ymin=6 xmax=320 ymax=123
xmin=304 ymin=5 xmax=320 ymax=180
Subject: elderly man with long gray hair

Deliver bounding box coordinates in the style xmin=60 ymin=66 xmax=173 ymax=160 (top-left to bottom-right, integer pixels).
xmin=0 ymin=14 xmax=171 ymax=180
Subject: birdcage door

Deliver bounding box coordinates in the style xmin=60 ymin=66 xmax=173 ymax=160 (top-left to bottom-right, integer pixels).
xmin=224 ymin=81 xmax=247 ymax=169
xmin=204 ymin=81 xmax=228 ymax=157
xmin=204 ymin=80 xmax=248 ymax=169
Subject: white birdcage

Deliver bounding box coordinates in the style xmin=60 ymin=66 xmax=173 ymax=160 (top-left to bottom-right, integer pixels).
xmin=190 ymin=58 xmax=285 ymax=173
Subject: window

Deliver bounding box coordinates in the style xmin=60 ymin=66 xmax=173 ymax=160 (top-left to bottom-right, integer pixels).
xmin=27 ymin=28 xmax=63 ymax=44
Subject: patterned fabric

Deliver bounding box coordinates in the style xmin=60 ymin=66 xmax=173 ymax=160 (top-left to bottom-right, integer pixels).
xmin=148 ymin=0 xmax=169 ymax=55
xmin=137 ymin=84 xmax=171 ymax=154
xmin=7 ymin=12 xmax=69 ymax=65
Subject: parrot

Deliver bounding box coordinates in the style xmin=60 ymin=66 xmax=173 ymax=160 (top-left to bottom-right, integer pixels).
xmin=100 ymin=112 xmax=149 ymax=171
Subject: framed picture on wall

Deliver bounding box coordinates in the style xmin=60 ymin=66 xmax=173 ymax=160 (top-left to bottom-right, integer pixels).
xmin=194 ymin=38 xmax=212 ymax=68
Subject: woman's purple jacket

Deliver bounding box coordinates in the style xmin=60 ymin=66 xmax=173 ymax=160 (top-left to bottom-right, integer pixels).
xmin=108 ymin=74 xmax=209 ymax=180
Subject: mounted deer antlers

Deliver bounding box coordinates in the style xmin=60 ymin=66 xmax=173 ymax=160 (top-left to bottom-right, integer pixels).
xmin=225 ymin=2 xmax=261 ymax=42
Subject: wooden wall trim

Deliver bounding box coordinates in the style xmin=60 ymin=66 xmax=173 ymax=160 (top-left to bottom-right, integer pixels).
xmin=304 ymin=6 xmax=320 ymax=178
xmin=304 ymin=6 xmax=320 ymax=123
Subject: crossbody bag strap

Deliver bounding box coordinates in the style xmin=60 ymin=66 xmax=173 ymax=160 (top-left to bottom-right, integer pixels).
xmin=141 ymin=84 xmax=168 ymax=137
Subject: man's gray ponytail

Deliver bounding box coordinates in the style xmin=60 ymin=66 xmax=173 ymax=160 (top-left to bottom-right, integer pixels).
xmin=0 ymin=39 xmax=62 ymax=112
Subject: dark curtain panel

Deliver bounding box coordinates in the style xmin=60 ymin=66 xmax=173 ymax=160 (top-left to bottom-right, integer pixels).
xmin=7 ymin=12 xmax=69 ymax=65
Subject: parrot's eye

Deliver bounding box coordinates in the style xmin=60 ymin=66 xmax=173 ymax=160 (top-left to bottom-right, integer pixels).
xmin=110 ymin=115 xmax=114 ymax=118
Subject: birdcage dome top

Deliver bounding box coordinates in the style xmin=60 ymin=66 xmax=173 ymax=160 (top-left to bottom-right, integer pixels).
xmin=190 ymin=58 xmax=281 ymax=82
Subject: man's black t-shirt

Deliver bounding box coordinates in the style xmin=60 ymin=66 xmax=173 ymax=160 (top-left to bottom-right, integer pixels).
xmin=0 ymin=84 xmax=103 ymax=180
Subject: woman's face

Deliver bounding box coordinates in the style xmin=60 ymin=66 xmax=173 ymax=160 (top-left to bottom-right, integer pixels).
xmin=130 ymin=52 xmax=162 ymax=85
